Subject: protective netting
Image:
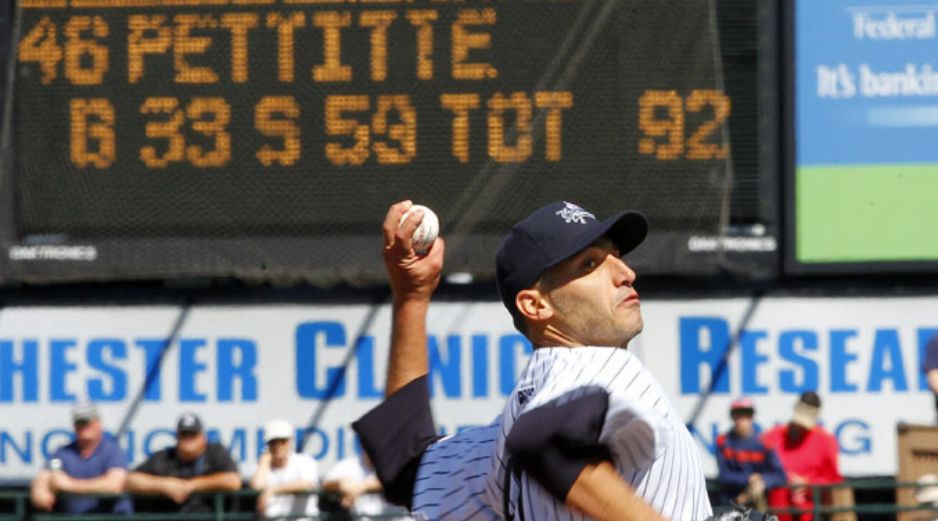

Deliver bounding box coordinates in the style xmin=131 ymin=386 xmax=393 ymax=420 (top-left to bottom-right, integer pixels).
xmin=0 ymin=0 xmax=762 ymax=285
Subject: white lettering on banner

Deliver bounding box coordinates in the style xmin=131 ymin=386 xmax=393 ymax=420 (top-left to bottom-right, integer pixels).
xmin=0 ymin=298 xmax=936 ymax=481
xmin=814 ymin=63 xmax=938 ymax=99
xmin=852 ymin=10 xmax=936 ymax=40
xmin=859 ymin=63 xmax=938 ymax=97
xmin=8 ymin=245 xmax=98 ymax=262
xmin=687 ymin=235 xmax=777 ymax=252
xmin=816 ymin=64 xmax=857 ymax=99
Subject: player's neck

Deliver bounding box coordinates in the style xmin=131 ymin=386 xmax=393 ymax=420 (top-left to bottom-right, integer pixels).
xmin=78 ymin=437 xmax=101 ymax=459
xmin=530 ymin=325 xmax=584 ymax=348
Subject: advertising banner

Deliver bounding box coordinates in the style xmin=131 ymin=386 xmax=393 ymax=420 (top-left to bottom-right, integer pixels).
xmin=794 ymin=0 xmax=938 ymax=266
xmin=1 ymin=296 xmax=936 ymax=481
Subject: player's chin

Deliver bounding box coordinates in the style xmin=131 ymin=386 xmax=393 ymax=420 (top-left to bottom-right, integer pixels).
xmin=613 ymin=312 xmax=643 ymax=341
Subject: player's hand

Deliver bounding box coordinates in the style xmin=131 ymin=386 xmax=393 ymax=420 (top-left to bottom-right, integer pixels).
xmin=31 ymin=488 xmax=56 ymax=511
xmin=256 ymin=488 xmax=272 ymax=512
xmin=382 ymin=200 xmax=444 ymax=302
xmin=747 ymin=473 xmax=765 ymax=495
xmin=49 ymin=471 xmax=74 ymax=493
xmin=257 ymin=452 xmax=272 ymax=469
xmin=164 ymin=477 xmax=194 ymax=504
xmin=789 ymin=473 xmax=808 ymax=503
xmin=337 ymin=478 xmax=365 ymax=509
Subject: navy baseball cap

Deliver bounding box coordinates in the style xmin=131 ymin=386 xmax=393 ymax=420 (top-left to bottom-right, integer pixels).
xmin=176 ymin=413 xmax=203 ymax=434
xmin=496 ymin=201 xmax=648 ymax=331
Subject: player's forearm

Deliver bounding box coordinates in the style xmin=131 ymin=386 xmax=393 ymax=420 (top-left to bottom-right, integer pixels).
xmin=249 ymin=465 xmax=271 ymax=490
xmin=189 ymin=472 xmax=242 ymax=492
xmin=31 ymin=471 xmax=53 ymax=496
xmin=59 ymin=470 xmax=127 ymax=494
xmin=718 ymin=467 xmax=752 ymax=487
xmin=565 ymin=462 xmax=667 ymax=521
xmin=386 ymin=298 xmax=430 ymax=396
xmin=125 ymin=472 xmax=171 ymax=495
xmin=360 ymin=475 xmax=382 ymax=493
xmin=270 ymin=480 xmax=316 ymax=495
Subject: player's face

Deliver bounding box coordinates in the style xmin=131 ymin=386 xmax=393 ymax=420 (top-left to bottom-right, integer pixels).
xmin=267 ymin=438 xmax=290 ymax=463
xmin=73 ymin=418 xmax=102 ymax=446
xmin=175 ymin=431 xmax=207 ymax=462
xmin=732 ymin=413 xmax=754 ymax=437
xmin=541 ymin=237 xmax=642 ymax=347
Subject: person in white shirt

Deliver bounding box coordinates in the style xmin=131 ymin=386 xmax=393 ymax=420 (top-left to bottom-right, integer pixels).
xmin=323 ymin=452 xmax=413 ymax=520
xmin=250 ymin=419 xmax=319 ymax=521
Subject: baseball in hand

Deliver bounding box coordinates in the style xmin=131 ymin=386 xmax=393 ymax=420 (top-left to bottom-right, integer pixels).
xmin=400 ymin=204 xmax=439 ymax=255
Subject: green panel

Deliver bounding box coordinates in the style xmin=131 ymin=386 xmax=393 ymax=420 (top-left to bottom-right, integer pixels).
xmin=796 ymin=164 xmax=938 ymax=263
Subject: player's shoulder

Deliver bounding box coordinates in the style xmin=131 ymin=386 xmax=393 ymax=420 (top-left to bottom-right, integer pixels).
xmin=815 ymin=426 xmax=839 ymax=445
xmin=716 ymin=433 xmax=727 ymax=447
xmin=761 ymin=425 xmax=784 ymax=445
xmin=525 ymin=346 xmax=638 ymax=388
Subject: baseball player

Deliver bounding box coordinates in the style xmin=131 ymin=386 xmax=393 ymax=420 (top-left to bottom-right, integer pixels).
xmin=354 ymin=200 xmax=713 ymax=520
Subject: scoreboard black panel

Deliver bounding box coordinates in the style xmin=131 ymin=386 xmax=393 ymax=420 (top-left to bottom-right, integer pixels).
xmin=0 ymin=0 xmax=777 ymax=284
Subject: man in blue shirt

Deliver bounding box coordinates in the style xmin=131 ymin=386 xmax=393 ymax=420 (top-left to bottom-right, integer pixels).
xmin=716 ymin=397 xmax=786 ymax=510
xmin=30 ymin=403 xmax=133 ymax=514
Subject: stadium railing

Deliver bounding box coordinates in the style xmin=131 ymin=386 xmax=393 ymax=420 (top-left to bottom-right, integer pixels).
xmin=0 ymin=489 xmax=408 ymax=521
xmin=4 ymin=479 xmax=938 ymax=520
xmin=711 ymin=478 xmax=938 ymax=520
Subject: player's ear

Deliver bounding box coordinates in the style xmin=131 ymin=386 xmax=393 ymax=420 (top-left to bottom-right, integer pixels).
xmin=516 ymin=288 xmax=553 ymax=323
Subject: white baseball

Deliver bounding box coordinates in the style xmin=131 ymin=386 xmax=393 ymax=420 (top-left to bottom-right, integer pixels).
xmin=400 ymin=204 xmax=439 ymax=255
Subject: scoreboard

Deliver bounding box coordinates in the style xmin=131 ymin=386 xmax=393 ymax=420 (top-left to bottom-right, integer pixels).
xmin=0 ymin=0 xmax=775 ymax=284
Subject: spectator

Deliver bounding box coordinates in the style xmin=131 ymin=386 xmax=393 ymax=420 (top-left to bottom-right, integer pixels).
xmin=322 ymin=452 xmax=412 ymax=521
xmin=715 ymin=397 xmax=786 ymax=511
xmin=29 ymin=402 xmax=132 ymax=515
xmin=126 ymin=413 xmax=241 ymax=513
xmin=249 ymin=419 xmax=319 ymax=521
xmin=763 ymin=392 xmax=842 ymax=521
xmin=922 ymin=334 xmax=938 ymax=421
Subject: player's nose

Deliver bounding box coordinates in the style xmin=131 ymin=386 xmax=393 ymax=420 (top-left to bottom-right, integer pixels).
xmin=609 ymin=255 xmax=636 ymax=287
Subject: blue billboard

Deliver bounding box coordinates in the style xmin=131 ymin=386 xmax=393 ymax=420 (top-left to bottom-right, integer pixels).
xmin=795 ymin=0 xmax=938 ymax=264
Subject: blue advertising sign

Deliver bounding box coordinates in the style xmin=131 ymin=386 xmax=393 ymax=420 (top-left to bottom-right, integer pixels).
xmin=795 ymin=0 xmax=938 ymax=263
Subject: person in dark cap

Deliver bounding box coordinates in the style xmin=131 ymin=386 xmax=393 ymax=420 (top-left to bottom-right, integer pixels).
xmin=715 ymin=397 xmax=786 ymax=511
xmin=29 ymin=402 xmax=132 ymax=514
xmin=763 ymin=392 xmax=843 ymax=521
xmin=126 ymin=413 xmax=240 ymax=513
xmin=353 ymin=200 xmax=713 ymax=520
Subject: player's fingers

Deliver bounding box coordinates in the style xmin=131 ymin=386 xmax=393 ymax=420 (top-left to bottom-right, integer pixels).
xmin=424 ymin=237 xmax=445 ymax=267
xmin=392 ymin=206 xmax=425 ymax=254
xmin=382 ymin=200 xmax=413 ymax=248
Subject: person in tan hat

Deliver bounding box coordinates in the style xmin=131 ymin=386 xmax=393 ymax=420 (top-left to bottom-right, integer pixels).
xmin=762 ymin=392 xmax=843 ymax=521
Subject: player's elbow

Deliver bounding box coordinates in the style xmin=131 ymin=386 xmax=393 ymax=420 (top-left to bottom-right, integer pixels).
xmin=506 ymin=389 xmax=612 ymax=502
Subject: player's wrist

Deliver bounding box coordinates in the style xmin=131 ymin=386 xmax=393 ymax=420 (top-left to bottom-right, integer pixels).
xmin=392 ymin=293 xmax=432 ymax=309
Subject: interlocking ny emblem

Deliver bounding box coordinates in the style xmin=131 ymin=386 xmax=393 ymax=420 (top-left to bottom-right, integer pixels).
xmin=555 ymin=202 xmax=595 ymax=224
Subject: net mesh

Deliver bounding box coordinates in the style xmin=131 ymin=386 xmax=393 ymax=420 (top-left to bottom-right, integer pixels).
xmin=0 ymin=0 xmax=763 ymax=285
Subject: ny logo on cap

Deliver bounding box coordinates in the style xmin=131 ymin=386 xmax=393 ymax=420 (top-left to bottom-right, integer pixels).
xmin=555 ymin=202 xmax=595 ymax=224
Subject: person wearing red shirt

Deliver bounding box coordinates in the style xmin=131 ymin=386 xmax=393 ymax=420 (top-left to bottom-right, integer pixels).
xmin=762 ymin=392 xmax=842 ymax=521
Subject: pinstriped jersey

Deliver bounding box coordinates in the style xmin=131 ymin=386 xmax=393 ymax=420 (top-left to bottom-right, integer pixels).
xmin=410 ymin=346 xmax=713 ymax=521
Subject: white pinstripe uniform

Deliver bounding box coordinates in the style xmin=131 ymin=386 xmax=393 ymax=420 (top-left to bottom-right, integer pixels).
xmin=410 ymin=346 xmax=713 ymax=521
